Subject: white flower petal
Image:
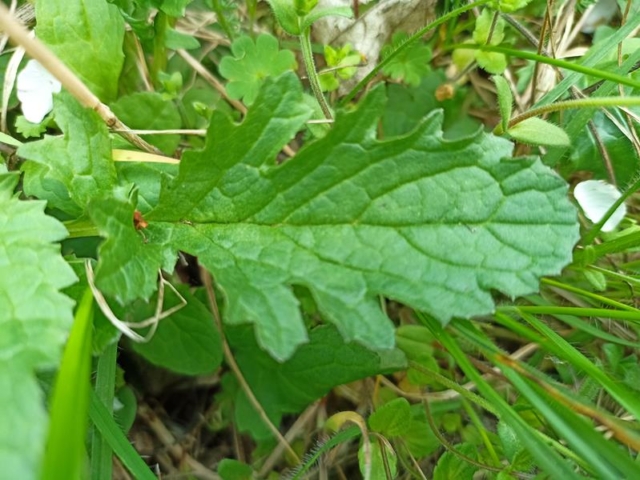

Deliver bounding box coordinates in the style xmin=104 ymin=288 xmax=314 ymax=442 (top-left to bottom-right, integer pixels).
xmin=581 ymin=0 xmax=618 ymax=34
xmin=19 ymin=88 xmax=54 ymax=124
xmin=16 ymin=59 xmax=61 ymax=123
xmin=574 ymin=180 xmax=626 ymax=232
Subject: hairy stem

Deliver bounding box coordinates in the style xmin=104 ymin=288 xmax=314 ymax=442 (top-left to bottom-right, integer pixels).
xmin=299 ymin=27 xmax=333 ymax=120
xmin=494 ymin=96 xmax=640 ymax=134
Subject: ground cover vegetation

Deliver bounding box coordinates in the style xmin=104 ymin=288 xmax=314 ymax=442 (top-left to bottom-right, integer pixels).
xmin=1 ymin=0 xmax=640 ymax=478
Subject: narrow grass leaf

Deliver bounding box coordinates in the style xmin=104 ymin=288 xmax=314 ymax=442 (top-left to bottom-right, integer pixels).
xmin=42 ymin=288 xmax=94 ymax=480
xmin=89 ymin=391 xmax=157 ymax=480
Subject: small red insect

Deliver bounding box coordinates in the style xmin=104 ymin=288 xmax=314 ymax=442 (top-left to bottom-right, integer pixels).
xmin=133 ymin=210 xmax=149 ymax=230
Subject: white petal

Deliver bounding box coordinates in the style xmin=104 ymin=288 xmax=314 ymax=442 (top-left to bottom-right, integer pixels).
xmin=16 ymin=60 xmax=61 ymax=123
xmin=581 ymin=0 xmax=618 ymax=34
xmin=19 ymin=88 xmax=54 ymax=124
xmin=574 ymin=180 xmax=626 ymax=232
xmin=17 ymin=59 xmax=60 ymax=93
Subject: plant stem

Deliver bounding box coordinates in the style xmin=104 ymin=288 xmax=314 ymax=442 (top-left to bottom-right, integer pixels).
xmin=299 ymin=27 xmax=333 ymax=120
xmin=152 ymin=11 xmax=168 ymax=85
xmin=493 ymin=96 xmax=640 ymax=134
xmin=450 ymin=43 xmax=640 ymax=91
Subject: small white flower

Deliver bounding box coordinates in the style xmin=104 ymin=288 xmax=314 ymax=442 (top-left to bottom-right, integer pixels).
xmin=574 ymin=180 xmax=627 ymax=232
xmin=16 ymin=59 xmax=61 ymax=124
xmin=581 ymin=0 xmax=618 ymax=34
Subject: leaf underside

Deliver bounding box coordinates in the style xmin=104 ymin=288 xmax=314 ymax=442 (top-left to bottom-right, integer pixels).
xmin=138 ymin=73 xmax=578 ymax=360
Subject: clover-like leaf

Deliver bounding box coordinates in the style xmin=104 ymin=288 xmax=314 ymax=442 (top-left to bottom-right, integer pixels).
xmin=382 ymin=32 xmax=431 ymax=87
xmin=0 ymin=173 xmax=77 ymax=480
xmin=36 ymin=0 xmax=125 ymax=102
xmin=219 ymin=34 xmax=296 ymax=105
xmin=144 ymin=73 xmax=579 ymax=361
xmin=19 ymin=93 xmax=117 ymax=216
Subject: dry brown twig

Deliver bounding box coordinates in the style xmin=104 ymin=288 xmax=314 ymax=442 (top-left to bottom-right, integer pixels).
xmin=201 ymin=268 xmax=301 ymax=466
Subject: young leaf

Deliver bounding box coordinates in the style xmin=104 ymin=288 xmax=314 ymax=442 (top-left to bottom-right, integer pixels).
xmin=473 ymin=9 xmax=505 ymax=46
xmin=0 ymin=173 xmax=77 ymax=480
xmin=358 ymin=440 xmax=397 ymax=480
xmin=432 ymin=443 xmax=478 ymax=480
xmin=36 ymin=0 xmax=125 ymax=102
xmin=217 ymin=459 xmax=254 ymax=480
xmin=507 ymin=117 xmax=571 ymax=147
xmin=476 ymin=50 xmax=508 ymax=74
xmin=148 ymin=73 xmax=579 ymax=360
xmin=265 ymin=0 xmax=302 ymax=35
xmin=368 ymin=397 xmax=412 ymax=437
xmin=219 ymin=34 xmax=297 ymax=105
xmin=300 ymin=6 xmax=353 ymax=31
xmin=381 ymin=32 xmax=431 ymax=87
xmin=19 ymin=93 xmax=117 ymax=216
xmin=493 ymin=75 xmax=513 ymax=132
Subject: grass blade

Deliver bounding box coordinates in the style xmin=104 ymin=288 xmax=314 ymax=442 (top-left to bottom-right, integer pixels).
xmin=42 ymin=288 xmax=94 ymax=480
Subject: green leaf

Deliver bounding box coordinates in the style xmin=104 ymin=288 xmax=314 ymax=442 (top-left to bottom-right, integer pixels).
xmin=381 ymin=32 xmax=431 ymax=87
xmin=473 ymin=9 xmax=505 ymax=46
xmin=0 ymin=173 xmax=77 ymax=480
xmin=36 ymin=0 xmax=125 ymax=102
xmin=265 ymin=0 xmax=301 ymax=35
xmin=358 ymin=440 xmax=397 ymax=480
xmin=155 ymin=0 xmax=192 ymax=16
xmin=368 ymin=397 xmax=412 ymax=437
xmin=129 ymin=285 xmax=223 ymax=375
xmin=433 ymin=443 xmax=478 ymax=480
xmin=219 ymin=34 xmax=296 ymax=106
xmin=42 ymin=289 xmax=93 ymax=480
xmin=217 ymin=459 xmax=254 ymax=480
xmin=382 ymin=71 xmax=480 ymax=139
xmin=148 ymin=73 xmax=578 ymax=360
xmin=88 ymin=187 xmax=173 ymax=305
xmin=508 ymin=117 xmax=571 ymax=147
xmin=492 ymin=0 xmax=534 ymax=12
xmin=15 ymin=115 xmax=48 ymax=139
xmin=19 ymin=93 xmax=117 ymax=216
xmin=476 ymin=50 xmax=508 ymax=74
xmin=226 ymin=324 xmax=404 ymax=440
xmin=164 ymin=27 xmax=200 ymax=50
xmin=111 ymin=92 xmax=182 ymax=155
xmin=493 ymin=75 xmax=513 ymax=132
xmin=300 ymin=6 xmax=353 ymax=31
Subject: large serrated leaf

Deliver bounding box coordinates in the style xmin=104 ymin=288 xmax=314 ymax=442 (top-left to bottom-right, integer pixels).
xmin=0 ymin=173 xmax=77 ymax=480
xmin=36 ymin=0 xmax=125 ymax=102
xmin=143 ymin=73 xmax=578 ymax=360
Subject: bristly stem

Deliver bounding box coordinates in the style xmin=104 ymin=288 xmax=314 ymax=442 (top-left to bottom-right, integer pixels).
xmin=493 ymin=95 xmax=640 ymax=135
xmin=299 ymin=27 xmax=333 ymax=120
